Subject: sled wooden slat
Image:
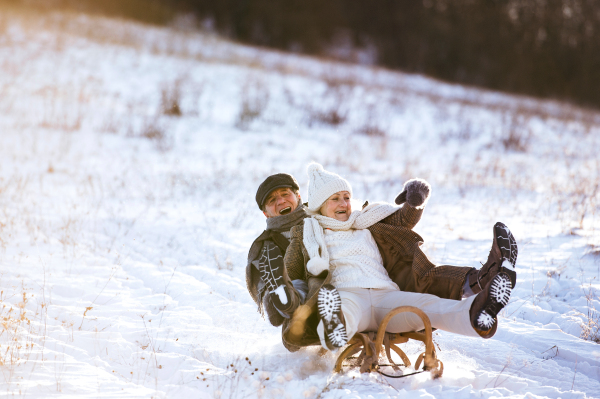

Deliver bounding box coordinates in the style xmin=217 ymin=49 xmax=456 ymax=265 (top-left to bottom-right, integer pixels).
xmin=389 ymin=343 xmax=411 ymax=369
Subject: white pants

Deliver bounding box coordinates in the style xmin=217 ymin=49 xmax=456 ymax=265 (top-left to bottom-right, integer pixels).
xmin=338 ymin=287 xmax=480 ymax=339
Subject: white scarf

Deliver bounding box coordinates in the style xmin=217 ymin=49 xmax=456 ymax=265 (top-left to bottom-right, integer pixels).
xmin=303 ymin=202 xmax=400 ymax=275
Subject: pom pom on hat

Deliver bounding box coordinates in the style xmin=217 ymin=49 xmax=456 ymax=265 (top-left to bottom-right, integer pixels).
xmin=307 ymin=257 xmax=329 ymax=276
xmin=306 ymin=162 xmax=352 ymax=212
xmin=307 ymin=162 xmax=323 ymax=175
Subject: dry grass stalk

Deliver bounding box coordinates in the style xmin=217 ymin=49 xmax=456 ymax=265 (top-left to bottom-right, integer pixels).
xmin=235 ymin=78 xmax=269 ymax=130
xmin=580 ymin=286 xmax=600 ymax=343
xmin=161 ymin=81 xmax=183 ymax=116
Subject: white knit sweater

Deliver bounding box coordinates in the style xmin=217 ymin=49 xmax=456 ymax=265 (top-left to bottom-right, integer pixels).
xmin=324 ymin=228 xmax=399 ymax=290
xmin=303 ymin=202 xmax=401 ymax=277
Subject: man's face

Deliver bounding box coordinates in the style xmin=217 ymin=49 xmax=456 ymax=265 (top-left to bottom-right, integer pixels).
xmin=262 ymin=187 xmax=300 ymax=218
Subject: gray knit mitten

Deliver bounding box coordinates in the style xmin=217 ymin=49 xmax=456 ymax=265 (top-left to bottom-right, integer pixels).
xmin=395 ymin=178 xmax=431 ymax=208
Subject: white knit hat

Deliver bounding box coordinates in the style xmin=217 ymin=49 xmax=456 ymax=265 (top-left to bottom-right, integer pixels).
xmin=306 ymin=162 xmax=352 ymax=212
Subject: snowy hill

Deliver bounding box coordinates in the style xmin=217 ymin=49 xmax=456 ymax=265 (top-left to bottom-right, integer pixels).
xmin=1 ymin=8 xmax=599 ymax=398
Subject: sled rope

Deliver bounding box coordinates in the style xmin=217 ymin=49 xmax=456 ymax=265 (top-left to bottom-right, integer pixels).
xmin=376 ymin=368 xmax=426 ymax=379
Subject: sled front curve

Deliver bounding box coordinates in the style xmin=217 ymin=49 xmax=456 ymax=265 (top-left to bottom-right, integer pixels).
xmin=334 ymin=305 xmax=443 ymax=379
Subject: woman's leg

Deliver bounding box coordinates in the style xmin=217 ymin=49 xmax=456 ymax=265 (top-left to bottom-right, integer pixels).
xmin=337 ymin=287 xmax=373 ymax=340
xmin=371 ymin=289 xmax=480 ymax=337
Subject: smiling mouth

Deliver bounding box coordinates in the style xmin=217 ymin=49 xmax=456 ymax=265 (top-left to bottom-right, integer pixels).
xmin=335 ymin=211 xmax=346 ymax=214
xmin=279 ymin=206 xmax=292 ymax=215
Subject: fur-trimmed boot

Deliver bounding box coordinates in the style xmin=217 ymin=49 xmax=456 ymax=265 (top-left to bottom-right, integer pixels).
xmin=470 ymin=272 xmax=512 ymax=337
xmin=468 ymin=222 xmax=518 ymax=295
xmin=316 ymin=284 xmax=348 ymax=351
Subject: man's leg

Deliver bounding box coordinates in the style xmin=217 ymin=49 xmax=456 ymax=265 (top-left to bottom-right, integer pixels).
xmin=259 ymin=241 xmax=300 ymax=316
xmin=274 ymin=279 xmax=307 ymax=317
xmin=415 ymin=222 xmax=518 ymax=299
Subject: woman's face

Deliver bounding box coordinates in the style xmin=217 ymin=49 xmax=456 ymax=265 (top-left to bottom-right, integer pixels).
xmin=321 ymin=191 xmax=352 ymax=221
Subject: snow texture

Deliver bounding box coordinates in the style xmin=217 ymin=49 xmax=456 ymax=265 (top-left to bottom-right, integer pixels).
xmin=0 ymin=7 xmax=600 ymax=399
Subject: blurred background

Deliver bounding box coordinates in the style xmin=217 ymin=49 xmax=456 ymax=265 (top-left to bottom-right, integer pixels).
xmin=5 ymin=0 xmax=600 ymax=110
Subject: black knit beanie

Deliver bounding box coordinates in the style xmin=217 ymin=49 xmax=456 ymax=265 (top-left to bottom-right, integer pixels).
xmin=255 ymin=173 xmax=300 ymax=209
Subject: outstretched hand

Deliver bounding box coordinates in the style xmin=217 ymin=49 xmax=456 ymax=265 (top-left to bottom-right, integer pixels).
xmin=395 ymin=178 xmax=431 ymax=207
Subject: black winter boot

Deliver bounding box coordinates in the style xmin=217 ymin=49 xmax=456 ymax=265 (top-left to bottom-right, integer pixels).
xmin=317 ymin=284 xmax=348 ymax=350
xmin=469 ymin=222 xmax=518 ymax=294
xmin=258 ymin=242 xmax=294 ymax=314
xmin=470 ymin=272 xmax=512 ymax=336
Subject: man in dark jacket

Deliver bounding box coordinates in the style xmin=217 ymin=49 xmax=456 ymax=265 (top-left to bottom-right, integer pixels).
xmin=246 ymin=173 xmax=310 ymax=328
xmin=246 ymin=173 xmax=517 ymax=349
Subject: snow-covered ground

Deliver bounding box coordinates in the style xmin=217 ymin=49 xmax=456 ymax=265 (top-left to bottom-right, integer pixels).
xmin=1 ymin=7 xmax=600 ymax=398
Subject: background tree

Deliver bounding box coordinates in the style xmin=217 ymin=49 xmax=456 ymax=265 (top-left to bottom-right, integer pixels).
xmin=10 ymin=0 xmax=600 ymax=109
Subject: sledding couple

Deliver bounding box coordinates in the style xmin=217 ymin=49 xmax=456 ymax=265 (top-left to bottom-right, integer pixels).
xmin=246 ymin=163 xmax=517 ymax=352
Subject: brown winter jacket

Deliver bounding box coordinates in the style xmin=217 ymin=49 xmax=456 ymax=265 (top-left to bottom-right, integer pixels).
xmin=280 ymin=204 xmax=472 ymax=351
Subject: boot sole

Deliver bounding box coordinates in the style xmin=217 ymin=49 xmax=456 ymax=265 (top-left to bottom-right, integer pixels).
xmin=258 ymin=246 xmax=286 ymax=291
xmin=317 ymin=285 xmax=348 ymax=349
xmin=494 ymin=222 xmax=518 ymax=288
xmin=476 ymin=273 xmax=512 ymax=330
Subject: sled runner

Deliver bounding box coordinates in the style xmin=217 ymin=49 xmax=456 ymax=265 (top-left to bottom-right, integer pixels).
xmin=334 ymin=306 xmax=443 ymax=379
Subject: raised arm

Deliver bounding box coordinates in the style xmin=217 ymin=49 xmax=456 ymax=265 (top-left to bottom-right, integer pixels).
xmin=380 ymin=204 xmax=424 ymax=229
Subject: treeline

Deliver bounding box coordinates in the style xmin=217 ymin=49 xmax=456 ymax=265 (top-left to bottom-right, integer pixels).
xmin=10 ymin=0 xmax=600 ymax=109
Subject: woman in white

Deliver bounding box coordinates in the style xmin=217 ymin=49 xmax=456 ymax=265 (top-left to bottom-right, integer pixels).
xmin=302 ymin=163 xmax=515 ymax=350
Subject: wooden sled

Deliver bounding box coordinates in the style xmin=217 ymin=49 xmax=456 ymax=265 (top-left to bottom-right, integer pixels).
xmin=333 ymin=306 xmax=443 ymax=379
